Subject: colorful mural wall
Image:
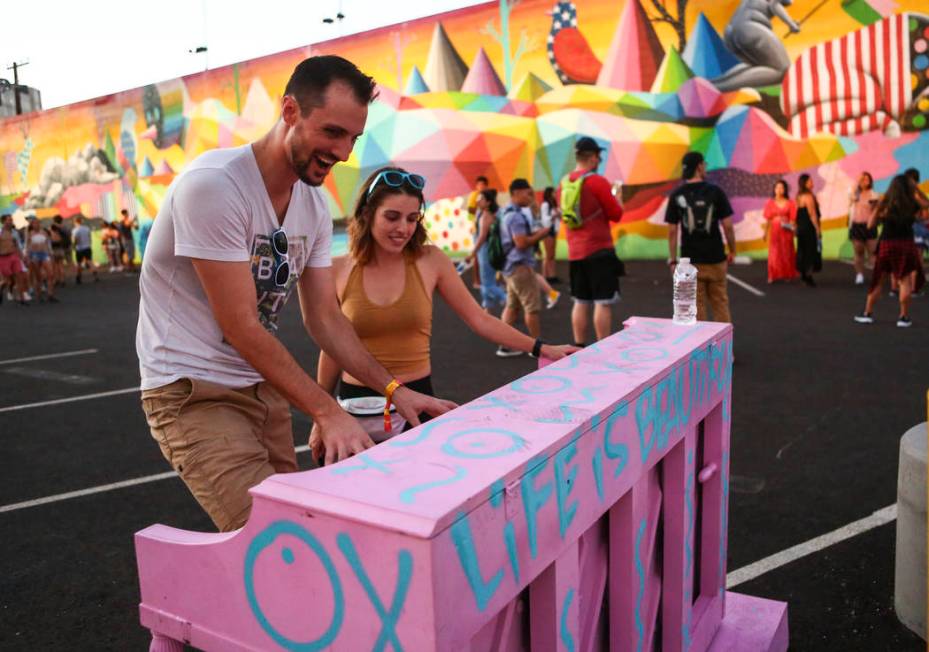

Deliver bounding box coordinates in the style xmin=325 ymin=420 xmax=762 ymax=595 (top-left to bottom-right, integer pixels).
xmin=1 ymin=0 xmax=928 ymax=260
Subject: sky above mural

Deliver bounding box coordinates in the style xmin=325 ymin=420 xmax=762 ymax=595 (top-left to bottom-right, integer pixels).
xmin=3 ymin=0 xmax=484 ymax=109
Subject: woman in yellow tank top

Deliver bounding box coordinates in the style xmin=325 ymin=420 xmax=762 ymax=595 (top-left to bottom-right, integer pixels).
xmin=311 ymin=167 xmax=578 ymax=453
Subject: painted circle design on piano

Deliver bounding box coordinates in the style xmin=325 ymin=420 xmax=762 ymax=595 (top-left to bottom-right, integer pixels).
xmin=619 ymin=347 xmax=669 ymax=363
xmin=244 ymin=520 xmax=344 ymax=650
xmin=510 ymin=375 xmax=573 ymax=394
xmin=442 ymin=427 xmax=526 ymax=459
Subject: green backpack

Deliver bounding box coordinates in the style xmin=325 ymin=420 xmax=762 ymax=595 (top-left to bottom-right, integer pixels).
xmin=560 ymin=172 xmax=595 ymax=229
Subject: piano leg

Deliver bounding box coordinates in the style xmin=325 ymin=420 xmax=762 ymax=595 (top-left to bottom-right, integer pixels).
xmin=149 ymin=633 xmax=184 ymax=652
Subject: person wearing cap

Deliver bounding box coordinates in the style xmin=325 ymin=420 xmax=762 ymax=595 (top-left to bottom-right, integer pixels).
xmin=556 ymin=136 xmax=624 ymax=345
xmin=665 ymin=152 xmax=737 ymax=323
xmin=498 ymin=178 xmax=551 ymax=356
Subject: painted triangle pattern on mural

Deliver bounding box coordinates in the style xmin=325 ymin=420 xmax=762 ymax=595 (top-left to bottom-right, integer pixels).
xmin=461 ymin=48 xmax=507 ymax=96
xmin=405 ymin=66 xmax=430 ymax=95
xmin=650 ymin=47 xmax=694 ymax=94
xmin=423 ymin=22 xmax=469 ymax=92
xmin=678 ymin=77 xmax=726 ymax=118
xmin=508 ymin=73 xmax=552 ymax=102
xmin=597 ymin=0 xmax=664 ymax=91
xmin=682 ymin=14 xmax=740 ymax=79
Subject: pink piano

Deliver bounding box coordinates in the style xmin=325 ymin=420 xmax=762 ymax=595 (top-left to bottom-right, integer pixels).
xmin=136 ymin=317 xmax=788 ymax=651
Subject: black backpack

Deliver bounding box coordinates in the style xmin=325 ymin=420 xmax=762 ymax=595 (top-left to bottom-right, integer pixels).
xmin=674 ymin=185 xmax=717 ymax=236
xmin=486 ymin=215 xmax=506 ymax=271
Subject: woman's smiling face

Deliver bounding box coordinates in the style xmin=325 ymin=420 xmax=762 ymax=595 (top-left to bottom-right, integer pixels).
xmin=370 ymin=193 xmax=423 ymax=255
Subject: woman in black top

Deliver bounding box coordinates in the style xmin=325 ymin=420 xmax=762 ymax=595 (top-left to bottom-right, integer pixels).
xmin=795 ymin=174 xmax=822 ymax=287
xmin=854 ymin=174 xmax=925 ymax=327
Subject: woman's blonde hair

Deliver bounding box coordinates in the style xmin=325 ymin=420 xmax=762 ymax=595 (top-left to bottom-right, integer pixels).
xmin=348 ymin=166 xmax=427 ymax=266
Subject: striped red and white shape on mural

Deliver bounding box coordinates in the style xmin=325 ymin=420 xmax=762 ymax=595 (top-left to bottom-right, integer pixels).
xmin=781 ymin=12 xmax=916 ymax=137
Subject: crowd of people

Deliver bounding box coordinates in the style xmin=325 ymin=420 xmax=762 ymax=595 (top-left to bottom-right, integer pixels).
xmin=2 ymin=53 xmax=905 ymax=533
xmin=0 ymin=209 xmax=140 ymax=306
xmin=759 ymin=167 xmax=929 ymax=326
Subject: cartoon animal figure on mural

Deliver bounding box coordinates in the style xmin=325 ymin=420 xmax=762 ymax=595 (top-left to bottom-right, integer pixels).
xmin=712 ymin=0 xmax=801 ymax=92
xmin=140 ymin=79 xmax=189 ymax=149
xmin=547 ymin=1 xmax=603 ymax=84
xmin=781 ymin=12 xmax=929 ymax=137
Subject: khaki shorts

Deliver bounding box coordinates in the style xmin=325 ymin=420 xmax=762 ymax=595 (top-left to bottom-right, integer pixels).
xmin=504 ymin=264 xmax=542 ymax=313
xmin=141 ymin=378 xmax=296 ymax=532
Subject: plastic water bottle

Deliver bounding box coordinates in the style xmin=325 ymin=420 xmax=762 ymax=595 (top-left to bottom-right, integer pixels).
xmin=672 ymin=258 xmax=698 ymax=325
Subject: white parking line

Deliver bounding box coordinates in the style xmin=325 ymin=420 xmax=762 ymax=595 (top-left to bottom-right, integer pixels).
xmin=726 ymin=504 xmax=897 ymax=588
xmin=0 ymin=387 xmax=140 ymax=414
xmin=726 ymin=273 xmax=766 ymax=297
xmin=1 ymin=464 xmax=897 ymax=595
xmin=0 ymin=348 xmax=98 ymax=366
xmin=0 ymin=446 xmax=312 ymax=514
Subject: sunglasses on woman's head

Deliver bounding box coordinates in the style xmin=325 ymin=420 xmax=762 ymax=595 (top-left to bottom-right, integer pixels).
xmin=366 ymin=170 xmax=426 ymax=198
xmin=270 ymin=228 xmax=290 ymax=287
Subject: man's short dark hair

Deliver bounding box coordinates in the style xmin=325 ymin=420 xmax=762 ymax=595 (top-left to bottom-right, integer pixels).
xmin=121 ymin=208 xmax=129 ymax=216
xmin=54 ymin=214 xmax=63 ymax=224
xmin=284 ymin=55 xmax=378 ymax=116
xmin=476 ymin=176 xmax=488 ymax=185
xmin=509 ymin=178 xmax=532 ymax=194
xmin=681 ymin=151 xmax=705 ymax=180
xmin=904 ymin=167 xmax=920 ymax=183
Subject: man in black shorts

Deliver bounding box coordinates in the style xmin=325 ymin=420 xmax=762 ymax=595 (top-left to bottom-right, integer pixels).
xmin=72 ymin=216 xmax=98 ymax=284
xmin=557 ymin=137 xmax=624 ymax=345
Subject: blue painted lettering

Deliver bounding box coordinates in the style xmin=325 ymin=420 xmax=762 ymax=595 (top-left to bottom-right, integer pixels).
xmin=521 ymin=455 xmax=554 ymax=559
xmin=450 ymin=512 xmax=504 ymax=611
xmin=337 ymin=533 xmax=412 ymax=652
xmin=244 ymin=521 xmax=344 ymax=651
xmin=553 ymin=441 xmax=579 ymax=538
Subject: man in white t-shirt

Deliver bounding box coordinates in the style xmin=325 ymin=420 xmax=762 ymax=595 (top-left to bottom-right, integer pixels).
xmin=137 ymin=56 xmax=455 ymax=531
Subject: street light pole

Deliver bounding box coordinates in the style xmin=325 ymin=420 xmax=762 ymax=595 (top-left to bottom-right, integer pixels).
xmin=6 ymin=61 xmax=28 ymax=115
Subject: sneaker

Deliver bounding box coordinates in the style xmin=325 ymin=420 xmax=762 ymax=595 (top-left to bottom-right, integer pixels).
xmin=897 ymin=316 xmax=912 ymax=328
xmin=546 ymin=290 xmax=561 ymax=310
xmin=48 ymin=296 xmax=60 ymax=303
xmin=854 ymin=273 xmax=864 ymax=285
xmin=496 ymin=346 xmax=523 ymax=358
xmin=853 ymin=312 xmax=874 ymax=324
xmin=889 ymin=289 xmax=897 ymax=297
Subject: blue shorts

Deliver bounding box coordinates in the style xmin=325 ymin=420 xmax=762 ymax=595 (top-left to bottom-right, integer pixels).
xmin=29 ymin=251 xmax=49 ymax=264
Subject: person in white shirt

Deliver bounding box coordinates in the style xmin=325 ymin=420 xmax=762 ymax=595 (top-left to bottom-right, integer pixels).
xmin=137 ymin=56 xmax=455 ymax=532
xmin=71 ymin=216 xmax=98 ymax=284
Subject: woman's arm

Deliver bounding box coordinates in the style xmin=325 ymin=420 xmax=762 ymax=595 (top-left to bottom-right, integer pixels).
xmin=431 ymin=248 xmax=575 ymax=359
xmin=762 ymin=200 xmax=776 ymax=221
xmin=316 ymin=349 xmax=342 ymax=396
xmin=316 ymin=255 xmax=350 ymax=394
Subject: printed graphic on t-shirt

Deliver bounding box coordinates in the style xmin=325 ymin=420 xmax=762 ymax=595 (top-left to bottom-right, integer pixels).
xmin=250 ymin=233 xmax=308 ymax=332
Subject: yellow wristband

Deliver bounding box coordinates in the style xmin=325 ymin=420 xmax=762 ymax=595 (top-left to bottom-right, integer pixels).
xmin=384 ymin=379 xmax=403 ymax=433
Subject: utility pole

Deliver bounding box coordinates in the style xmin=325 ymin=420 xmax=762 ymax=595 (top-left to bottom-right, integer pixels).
xmin=7 ymin=61 xmax=28 ymax=115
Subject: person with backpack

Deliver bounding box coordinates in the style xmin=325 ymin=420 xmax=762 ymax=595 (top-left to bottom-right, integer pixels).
xmin=665 ymin=151 xmax=737 ymax=323
xmin=557 ymin=137 xmax=624 ymax=346
xmin=464 ymin=188 xmax=507 ymax=312
xmin=496 ymin=178 xmax=553 ymax=357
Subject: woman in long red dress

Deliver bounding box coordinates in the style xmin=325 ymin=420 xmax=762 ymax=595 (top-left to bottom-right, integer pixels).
xmin=763 ymin=179 xmax=800 ymax=283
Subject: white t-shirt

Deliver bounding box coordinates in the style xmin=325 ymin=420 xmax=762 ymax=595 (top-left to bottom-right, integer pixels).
xmin=136 ymin=145 xmax=332 ymax=390
xmin=72 ymin=224 xmax=92 ymax=250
